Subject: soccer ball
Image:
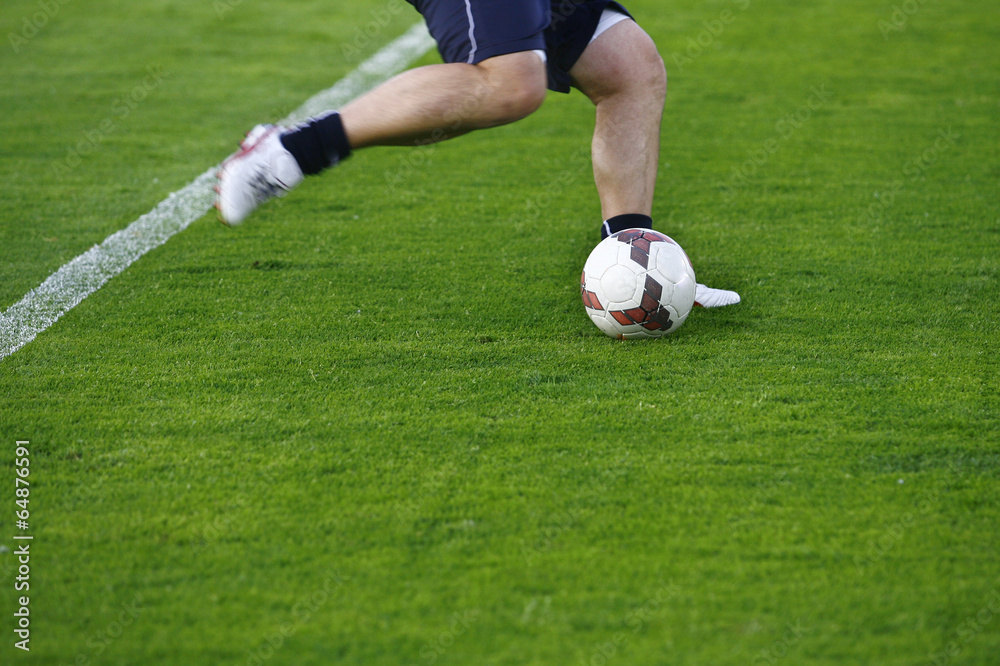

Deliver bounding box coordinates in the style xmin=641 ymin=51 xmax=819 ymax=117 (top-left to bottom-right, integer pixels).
xmin=580 ymin=229 xmax=697 ymax=339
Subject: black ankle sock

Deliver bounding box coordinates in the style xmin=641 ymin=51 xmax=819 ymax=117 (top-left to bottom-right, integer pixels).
xmin=280 ymin=111 xmax=352 ymax=176
xmin=601 ymin=213 xmax=653 ymax=239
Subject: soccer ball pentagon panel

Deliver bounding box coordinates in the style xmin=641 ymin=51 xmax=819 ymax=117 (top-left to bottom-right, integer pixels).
xmin=580 ymin=229 xmax=697 ymax=339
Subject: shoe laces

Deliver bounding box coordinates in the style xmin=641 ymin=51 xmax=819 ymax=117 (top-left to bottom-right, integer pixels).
xmin=247 ymin=170 xmax=284 ymax=204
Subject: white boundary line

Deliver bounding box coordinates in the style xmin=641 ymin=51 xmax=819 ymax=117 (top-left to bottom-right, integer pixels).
xmin=0 ymin=22 xmax=434 ymax=361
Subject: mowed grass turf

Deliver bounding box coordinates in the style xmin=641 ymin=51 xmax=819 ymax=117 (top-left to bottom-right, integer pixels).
xmin=1 ymin=0 xmax=998 ymax=664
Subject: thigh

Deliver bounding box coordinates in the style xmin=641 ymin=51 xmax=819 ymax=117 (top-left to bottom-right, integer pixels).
xmin=566 ymin=14 xmax=663 ymax=103
xmin=410 ymin=0 xmax=549 ymax=64
xmin=544 ymin=1 xmax=631 ymax=93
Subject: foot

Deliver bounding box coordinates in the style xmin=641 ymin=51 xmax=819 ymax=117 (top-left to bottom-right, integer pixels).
xmin=694 ymin=283 xmax=741 ymax=308
xmin=215 ymin=124 xmax=304 ymax=226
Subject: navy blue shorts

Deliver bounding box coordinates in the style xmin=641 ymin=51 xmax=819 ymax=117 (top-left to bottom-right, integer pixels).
xmin=406 ymin=0 xmax=631 ymax=93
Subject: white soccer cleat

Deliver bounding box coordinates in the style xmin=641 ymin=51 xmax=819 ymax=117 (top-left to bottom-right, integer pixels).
xmin=215 ymin=124 xmax=304 ymax=226
xmin=694 ymin=283 xmax=741 ymax=308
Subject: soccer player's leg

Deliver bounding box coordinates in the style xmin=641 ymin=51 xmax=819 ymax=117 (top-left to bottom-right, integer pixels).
xmin=215 ymin=54 xmax=547 ymax=226
xmin=568 ymin=10 xmax=740 ymax=308
xmin=338 ymin=52 xmax=547 ymax=149
xmin=216 ymin=0 xmax=549 ymax=226
xmin=569 ymin=14 xmax=665 ymax=230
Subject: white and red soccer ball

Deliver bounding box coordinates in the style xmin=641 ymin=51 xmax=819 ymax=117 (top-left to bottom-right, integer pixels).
xmin=581 ymin=229 xmax=697 ymax=339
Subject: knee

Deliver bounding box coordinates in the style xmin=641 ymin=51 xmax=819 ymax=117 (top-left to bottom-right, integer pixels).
xmin=477 ymin=52 xmax=547 ymax=126
xmin=494 ymin=74 xmax=547 ymax=123
xmin=648 ymin=51 xmax=667 ymax=101
xmin=632 ymin=43 xmax=667 ymax=103
xmin=590 ymin=56 xmax=665 ymax=108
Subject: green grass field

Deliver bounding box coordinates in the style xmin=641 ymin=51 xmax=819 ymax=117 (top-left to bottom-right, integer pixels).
xmin=1 ymin=0 xmax=998 ymax=663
